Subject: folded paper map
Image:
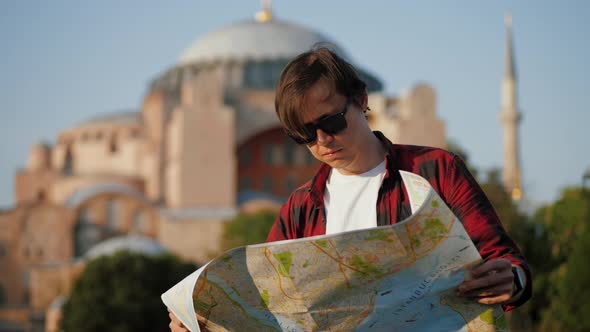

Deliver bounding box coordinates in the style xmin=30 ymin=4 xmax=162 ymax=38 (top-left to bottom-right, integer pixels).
xmin=162 ymin=171 xmax=507 ymax=331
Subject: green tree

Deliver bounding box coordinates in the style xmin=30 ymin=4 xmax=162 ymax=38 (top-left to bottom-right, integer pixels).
xmin=537 ymin=188 xmax=590 ymax=331
xmin=479 ymin=169 xmax=524 ymax=234
xmin=544 ymin=225 xmax=590 ymax=331
xmin=222 ymin=210 xmax=277 ymax=249
xmin=61 ymin=251 xmax=196 ymax=332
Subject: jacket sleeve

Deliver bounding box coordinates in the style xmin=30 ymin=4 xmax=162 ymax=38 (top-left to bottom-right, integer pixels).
xmin=266 ymin=195 xmax=295 ymax=242
xmin=442 ymin=154 xmax=532 ymax=311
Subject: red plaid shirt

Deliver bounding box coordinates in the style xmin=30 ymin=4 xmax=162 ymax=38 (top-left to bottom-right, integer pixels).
xmin=266 ymin=131 xmax=531 ymax=310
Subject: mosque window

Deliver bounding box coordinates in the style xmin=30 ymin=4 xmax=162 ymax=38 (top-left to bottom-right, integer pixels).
xmin=270 ymin=61 xmax=285 ymax=87
xmin=239 ymin=148 xmax=251 ymax=167
xmin=285 ymin=175 xmax=297 ymax=195
xmin=129 ymin=129 xmax=140 ymax=138
xmin=109 ymin=135 xmax=118 ymax=154
xmin=294 ymin=146 xmax=306 ymax=165
xmin=106 ymin=199 xmax=121 ymax=234
xmin=0 ymin=243 xmax=5 ymax=257
xmin=22 ymin=271 xmax=30 ymax=287
xmin=37 ymin=190 xmax=46 ymax=201
xmin=262 ymin=176 xmax=273 ymax=193
xmin=96 ymin=131 xmax=104 ymax=140
xmin=284 ymin=140 xmax=295 ymax=165
xmin=23 ymin=288 xmax=31 ymax=304
xmin=0 ymin=284 xmax=5 ymax=305
xmin=239 ymin=177 xmax=252 ymax=191
xmin=244 ymin=61 xmax=276 ymax=89
xmin=63 ymin=145 xmax=73 ymax=175
xmin=272 ymin=145 xmax=284 ymax=165
xmin=306 ymin=149 xmax=316 ymax=165
xmin=244 ymin=63 xmax=256 ymax=87
xmin=131 ymin=210 xmax=149 ymax=235
xmin=74 ymin=208 xmax=102 ymax=257
xmin=263 ymin=144 xmax=274 ymax=165
xmin=262 ymin=61 xmax=275 ymax=87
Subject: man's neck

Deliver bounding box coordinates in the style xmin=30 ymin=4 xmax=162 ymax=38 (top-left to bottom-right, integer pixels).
xmin=339 ymin=132 xmax=386 ymax=175
xmin=363 ymin=133 xmax=387 ymax=170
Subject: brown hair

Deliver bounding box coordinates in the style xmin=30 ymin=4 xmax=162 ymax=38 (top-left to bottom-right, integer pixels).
xmin=275 ymin=45 xmax=367 ymax=136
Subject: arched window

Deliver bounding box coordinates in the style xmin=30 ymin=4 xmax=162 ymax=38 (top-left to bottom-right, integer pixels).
xmin=106 ymin=199 xmax=120 ymax=234
xmin=108 ymin=135 xmax=118 ymax=154
xmin=285 ymin=175 xmax=296 ymax=196
xmin=22 ymin=272 xmax=30 ymax=304
xmin=272 ymin=145 xmax=284 ymax=165
xmin=37 ymin=190 xmax=46 ymax=201
xmin=0 ymin=284 xmax=5 ymax=305
xmin=74 ymin=208 xmax=102 ymax=257
xmin=239 ymin=148 xmax=251 ymax=167
xmin=306 ymin=149 xmax=316 ymax=165
xmin=131 ymin=210 xmax=149 ymax=235
xmin=263 ymin=144 xmax=274 ymax=165
xmin=63 ymin=145 xmax=73 ymax=175
xmin=284 ymin=140 xmax=295 ymax=165
xmin=262 ymin=176 xmax=273 ymax=193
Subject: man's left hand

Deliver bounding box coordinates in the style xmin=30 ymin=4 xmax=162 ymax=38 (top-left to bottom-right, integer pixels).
xmin=456 ymin=258 xmax=515 ymax=305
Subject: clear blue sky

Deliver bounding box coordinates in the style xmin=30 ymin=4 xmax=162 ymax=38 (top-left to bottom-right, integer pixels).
xmin=1 ymin=1 xmax=588 ymax=208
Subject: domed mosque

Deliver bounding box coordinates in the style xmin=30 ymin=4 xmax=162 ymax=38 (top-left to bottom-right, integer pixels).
xmin=0 ymin=4 xmax=446 ymax=331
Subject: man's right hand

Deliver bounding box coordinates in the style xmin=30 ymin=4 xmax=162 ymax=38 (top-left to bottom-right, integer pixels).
xmin=168 ymin=309 xmax=189 ymax=332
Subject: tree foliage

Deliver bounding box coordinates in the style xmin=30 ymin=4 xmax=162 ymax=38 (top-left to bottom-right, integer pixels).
xmin=61 ymin=251 xmax=196 ymax=332
xmin=536 ymin=188 xmax=590 ymax=331
xmin=445 ymin=142 xmax=590 ymax=330
xmin=222 ymin=210 xmax=278 ymax=250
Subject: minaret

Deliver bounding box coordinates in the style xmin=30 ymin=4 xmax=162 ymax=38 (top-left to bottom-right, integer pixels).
xmin=499 ymin=13 xmax=523 ymax=201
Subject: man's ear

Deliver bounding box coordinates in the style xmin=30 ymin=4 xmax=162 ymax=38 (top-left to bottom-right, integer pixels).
xmin=362 ymin=93 xmax=368 ymax=109
xmin=354 ymin=94 xmax=368 ymax=110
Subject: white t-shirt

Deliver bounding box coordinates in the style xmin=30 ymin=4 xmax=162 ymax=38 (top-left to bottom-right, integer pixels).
xmin=324 ymin=161 xmax=387 ymax=235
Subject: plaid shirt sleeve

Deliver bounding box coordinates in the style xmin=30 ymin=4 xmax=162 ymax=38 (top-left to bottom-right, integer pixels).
xmin=441 ymin=154 xmax=532 ymax=310
xmin=266 ymin=195 xmax=294 ymax=242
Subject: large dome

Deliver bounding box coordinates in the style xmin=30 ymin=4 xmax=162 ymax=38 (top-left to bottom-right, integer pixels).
xmin=151 ymin=15 xmax=382 ymax=92
xmin=178 ymin=19 xmax=352 ymax=65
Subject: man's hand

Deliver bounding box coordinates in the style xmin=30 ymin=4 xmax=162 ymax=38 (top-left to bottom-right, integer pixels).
xmin=168 ymin=309 xmax=189 ymax=332
xmin=456 ymin=258 xmax=517 ymax=305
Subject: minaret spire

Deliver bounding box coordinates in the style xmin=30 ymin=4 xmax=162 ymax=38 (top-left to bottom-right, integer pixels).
xmin=499 ymin=12 xmax=523 ymax=201
xmin=504 ymin=13 xmax=517 ymax=80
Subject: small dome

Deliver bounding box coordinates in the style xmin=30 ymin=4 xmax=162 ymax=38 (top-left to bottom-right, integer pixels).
xmin=179 ymin=19 xmax=351 ymax=65
xmin=84 ymin=235 xmax=166 ymax=260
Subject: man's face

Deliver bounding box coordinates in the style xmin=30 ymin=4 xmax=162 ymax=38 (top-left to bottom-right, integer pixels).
xmin=299 ymin=78 xmax=370 ymax=175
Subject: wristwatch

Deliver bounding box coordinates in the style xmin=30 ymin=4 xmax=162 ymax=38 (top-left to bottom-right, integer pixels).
xmin=511 ymin=266 xmax=525 ymax=296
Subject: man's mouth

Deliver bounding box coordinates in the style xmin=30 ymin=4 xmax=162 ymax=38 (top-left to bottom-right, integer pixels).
xmin=322 ymin=148 xmax=342 ymax=157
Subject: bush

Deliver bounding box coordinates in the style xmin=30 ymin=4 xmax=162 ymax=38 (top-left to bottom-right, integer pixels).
xmin=222 ymin=210 xmax=277 ymax=249
xmin=61 ymin=251 xmax=196 ymax=332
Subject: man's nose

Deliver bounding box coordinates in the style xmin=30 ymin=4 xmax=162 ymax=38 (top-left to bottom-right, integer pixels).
xmin=316 ymin=129 xmax=333 ymax=146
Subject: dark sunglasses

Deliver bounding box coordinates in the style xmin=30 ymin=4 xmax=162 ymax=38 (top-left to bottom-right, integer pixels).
xmin=286 ymin=97 xmax=353 ymax=145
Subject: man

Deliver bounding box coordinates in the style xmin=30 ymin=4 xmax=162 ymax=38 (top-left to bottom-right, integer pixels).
xmin=169 ymin=47 xmax=530 ymax=331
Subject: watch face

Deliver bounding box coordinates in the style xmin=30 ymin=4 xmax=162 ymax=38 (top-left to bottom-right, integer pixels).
xmin=512 ymin=266 xmax=524 ymax=293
